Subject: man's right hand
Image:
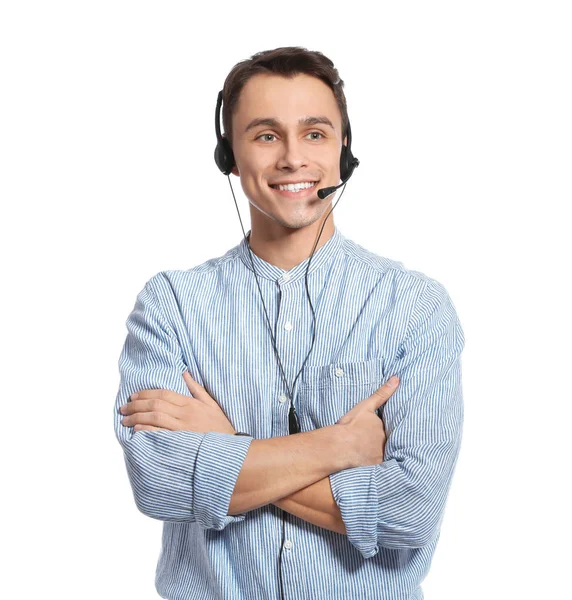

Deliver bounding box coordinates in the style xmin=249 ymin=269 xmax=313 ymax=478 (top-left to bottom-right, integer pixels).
xmin=336 ymin=376 xmax=400 ymax=468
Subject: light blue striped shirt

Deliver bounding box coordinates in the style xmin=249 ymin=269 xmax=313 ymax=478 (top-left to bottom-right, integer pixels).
xmin=113 ymin=225 xmax=465 ymax=600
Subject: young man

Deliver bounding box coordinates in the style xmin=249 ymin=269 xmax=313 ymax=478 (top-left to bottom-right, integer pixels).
xmin=114 ymin=46 xmax=465 ymax=600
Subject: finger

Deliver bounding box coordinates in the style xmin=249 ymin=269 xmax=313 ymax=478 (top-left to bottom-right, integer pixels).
xmin=183 ymin=371 xmax=197 ymax=396
xmin=126 ymin=411 xmax=181 ymax=431
xmin=183 ymin=371 xmax=218 ymax=407
xmin=371 ymin=376 xmax=400 ymax=409
xmin=129 ymin=389 xmax=188 ymax=407
xmin=134 ymin=424 xmax=165 ymax=432
xmin=121 ymin=397 xmax=184 ymax=418
xmin=121 ymin=399 xmax=150 ymax=415
xmin=129 ymin=389 xmax=163 ymax=400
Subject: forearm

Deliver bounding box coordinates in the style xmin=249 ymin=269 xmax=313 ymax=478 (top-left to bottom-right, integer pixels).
xmin=228 ymin=424 xmax=349 ymax=515
xmin=273 ymin=476 xmax=347 ymax=535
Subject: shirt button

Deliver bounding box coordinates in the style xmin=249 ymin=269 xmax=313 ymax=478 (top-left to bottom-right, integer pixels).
xmin=283 ymin=272 xmax=291 ymax=281
xmin=284 ymin=540 xmax=293 ymax=550
xmin=279 ymin=394 xmax=288 ymax=403
xmin=284 ymin=321 xmax=293 ymax=331
xmin=335 ymin=368 xmax=344 ymax=377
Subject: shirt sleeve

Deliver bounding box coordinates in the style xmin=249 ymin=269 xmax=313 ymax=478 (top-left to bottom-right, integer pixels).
xmin=329 ymin=278 xmax=465 ymax=558
xmin=113 ymin=273 xmax=253 ymax=529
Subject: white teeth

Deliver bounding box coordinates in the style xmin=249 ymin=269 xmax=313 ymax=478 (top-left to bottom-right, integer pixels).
xmin=271 ymin=181 xmax=317 ymax=192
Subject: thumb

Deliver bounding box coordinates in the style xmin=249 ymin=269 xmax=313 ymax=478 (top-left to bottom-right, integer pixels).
xmin=182 ymin=371 xmax=215 ymax=405
xmin=182 ymin=371 xmax=195 ymax=394
xmin=370 ymin=376 xmax=399 ymax=409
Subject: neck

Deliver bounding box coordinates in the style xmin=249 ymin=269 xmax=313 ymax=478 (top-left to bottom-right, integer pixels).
xmin=247 ymin=217 xmax=335 ymax=271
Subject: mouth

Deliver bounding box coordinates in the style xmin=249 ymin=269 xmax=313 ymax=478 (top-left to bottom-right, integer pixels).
xmin=268 ymin=181 xmax=319 ymax=199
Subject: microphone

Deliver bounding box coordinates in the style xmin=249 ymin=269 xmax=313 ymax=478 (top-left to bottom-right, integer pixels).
xmin=316 ymin=157 xmax=360 ymax=199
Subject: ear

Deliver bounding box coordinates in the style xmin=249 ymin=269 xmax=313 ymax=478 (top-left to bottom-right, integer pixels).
xmin=343 ymin=135 xmax=348 ymax=146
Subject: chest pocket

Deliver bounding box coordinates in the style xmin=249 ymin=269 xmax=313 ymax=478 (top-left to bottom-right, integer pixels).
xmin=296 ymin=357 xmax=386 ymax=431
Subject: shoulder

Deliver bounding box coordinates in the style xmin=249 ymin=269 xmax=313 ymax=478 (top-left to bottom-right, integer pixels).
xmin=143 ymin=242 xmax=242 ymax=299
xmin=339 ymin=233 xmax=450 ymax=301
xmin=338 ymin=233 xmax=463 ymax=344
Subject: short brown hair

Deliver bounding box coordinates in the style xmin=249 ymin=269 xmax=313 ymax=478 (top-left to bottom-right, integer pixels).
xmin=221 ymin=46 xmax=349 ymax=148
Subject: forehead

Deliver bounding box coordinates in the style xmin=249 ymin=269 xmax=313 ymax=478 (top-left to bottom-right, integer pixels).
xmin=233 ymin=73 xmax=341 ymax=132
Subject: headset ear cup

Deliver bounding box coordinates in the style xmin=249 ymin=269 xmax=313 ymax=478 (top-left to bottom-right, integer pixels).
xmin=214 ymin=136 xmax=235 ymax=175
xmin=340 ymin=145 xmax=351 ymax=181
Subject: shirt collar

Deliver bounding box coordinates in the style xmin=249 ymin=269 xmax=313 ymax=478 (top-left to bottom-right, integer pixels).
xmin=236 ymin=226 xmax=344 ymax=283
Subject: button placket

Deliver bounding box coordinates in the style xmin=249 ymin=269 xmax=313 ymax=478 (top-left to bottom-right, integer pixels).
xmin=272 ymin=278 xmax=296 ymax=437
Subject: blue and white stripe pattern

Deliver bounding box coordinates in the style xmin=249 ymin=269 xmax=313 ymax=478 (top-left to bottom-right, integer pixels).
xmin=113 ymin=226 xmax=465 ymax=600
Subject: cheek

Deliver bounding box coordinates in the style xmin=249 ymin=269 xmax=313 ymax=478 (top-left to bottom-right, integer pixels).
xmin=237 ymin=158 xmax=271 ymax=183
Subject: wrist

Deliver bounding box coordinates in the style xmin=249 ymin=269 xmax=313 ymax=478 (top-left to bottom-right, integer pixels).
xmin=330 ymin=424 xmax=357 ymax=470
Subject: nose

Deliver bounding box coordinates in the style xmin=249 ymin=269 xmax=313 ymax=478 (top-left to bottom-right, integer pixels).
xmin=276 ymin=136 xmax=308 ymax=171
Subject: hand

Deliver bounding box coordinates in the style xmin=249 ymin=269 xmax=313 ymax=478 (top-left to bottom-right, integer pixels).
xmin=120 ymin=371 xmax=237 ymax=434
xmin=336 ymin=376 xmax=400 ymax=468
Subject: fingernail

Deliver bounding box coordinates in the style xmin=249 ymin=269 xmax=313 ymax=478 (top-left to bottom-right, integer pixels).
xmin=388 ymin=376 xmax=398 ymax=387
xmin=131 ymin=393 xmax=138 ymax=400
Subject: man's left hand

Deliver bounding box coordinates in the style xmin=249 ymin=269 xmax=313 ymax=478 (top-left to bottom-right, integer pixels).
xmin=120 ymin=371 xmax=236 ymax=434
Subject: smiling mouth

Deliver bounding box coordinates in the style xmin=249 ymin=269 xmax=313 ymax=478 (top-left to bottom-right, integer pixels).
xmin=268 ymin=182 xmax=319 ymax=195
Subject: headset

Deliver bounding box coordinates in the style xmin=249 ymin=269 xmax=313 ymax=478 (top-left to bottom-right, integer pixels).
xmin=214 ymin=87 xmax=359 ymax=600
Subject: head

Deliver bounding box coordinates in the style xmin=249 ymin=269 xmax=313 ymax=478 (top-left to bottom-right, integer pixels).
xmin=220 ymin=46 xmax=350 ymax=235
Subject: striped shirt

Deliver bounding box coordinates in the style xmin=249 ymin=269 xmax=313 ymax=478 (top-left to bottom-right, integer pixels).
xmin=113 ymin=225 xmax=465 ymax=600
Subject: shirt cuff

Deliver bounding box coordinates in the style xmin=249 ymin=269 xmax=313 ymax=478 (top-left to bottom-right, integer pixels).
xmin=193 ymin=431 xmax=253 ymax=530
xmin=329 ymin=465 xmax=379 ymax=558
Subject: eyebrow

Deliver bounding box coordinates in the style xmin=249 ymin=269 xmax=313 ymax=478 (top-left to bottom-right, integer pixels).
xmin=244 ymin=116 xmax=335 ymax=133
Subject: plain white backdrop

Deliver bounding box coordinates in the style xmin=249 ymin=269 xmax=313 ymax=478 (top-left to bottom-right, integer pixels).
xmin=1 ymin=1 xmax=570 ymax=598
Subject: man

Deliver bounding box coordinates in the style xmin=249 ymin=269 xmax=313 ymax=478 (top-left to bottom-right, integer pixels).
xmin=114 ymin=46 xmax=465 ymax=600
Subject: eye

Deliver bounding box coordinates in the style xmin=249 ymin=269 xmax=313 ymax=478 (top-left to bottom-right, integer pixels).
xmin=256 ymin=133 xmax=277 ymax=142
xmin=255 ymin=131 xmax=325 ymax=143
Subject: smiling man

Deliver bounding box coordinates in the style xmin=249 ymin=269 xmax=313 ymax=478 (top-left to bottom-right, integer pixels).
xmin=113 ymin=46 xmax=465 ymax=600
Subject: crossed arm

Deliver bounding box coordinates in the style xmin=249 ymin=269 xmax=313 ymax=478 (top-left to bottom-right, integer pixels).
xmin=227 ymin=427 xmax=350 ymax=535
xmin=119 ymin=376 xmax=349 ymax=535
xmin=120 ymin=376 xmax=349 ymax=535
xmin=272 ymin=477 xmax=346 ymax=535
xmin=119 ymin=379 xmax=348 ymax=535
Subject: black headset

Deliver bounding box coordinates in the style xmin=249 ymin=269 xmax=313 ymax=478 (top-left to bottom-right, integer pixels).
xmin=213 ymin=87 xmax=359 ymax=600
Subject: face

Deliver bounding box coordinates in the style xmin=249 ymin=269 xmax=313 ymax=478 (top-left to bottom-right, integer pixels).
xmin=230 ymin=73 xmax=347 ymax=233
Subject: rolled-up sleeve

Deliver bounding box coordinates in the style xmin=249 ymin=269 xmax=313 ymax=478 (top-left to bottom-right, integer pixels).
xmin=113 ymin=273 xmax=253 ymax=528
xmin=329 ymin=278 xmax=465 ymax=558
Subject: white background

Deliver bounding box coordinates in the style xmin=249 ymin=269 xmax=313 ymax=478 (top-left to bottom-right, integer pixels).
xmin=1 ymin=1 xmax=570 ymax=598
